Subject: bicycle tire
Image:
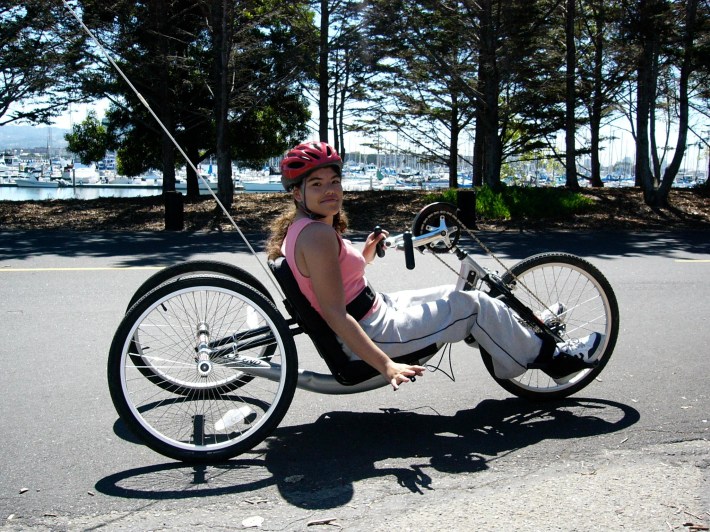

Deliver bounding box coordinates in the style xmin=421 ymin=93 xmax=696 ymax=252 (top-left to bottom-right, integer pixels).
xmin=126 ymin=261 xmax=276 ymax=393
xmin=480 ymin=252 xmax=619 ymax=400
xmin=126 ymin=260 xmax=272 ymax=311
xmin=108 ymin=276 xmax=298 ymax=463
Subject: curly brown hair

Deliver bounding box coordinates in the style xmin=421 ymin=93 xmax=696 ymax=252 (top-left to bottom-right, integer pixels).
xmin=265 ymin=202 xmax=349 ymax=261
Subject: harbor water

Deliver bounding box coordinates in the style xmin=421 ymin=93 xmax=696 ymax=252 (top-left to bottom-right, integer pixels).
xmin=0 ymin=183 xmax=164 ymax=202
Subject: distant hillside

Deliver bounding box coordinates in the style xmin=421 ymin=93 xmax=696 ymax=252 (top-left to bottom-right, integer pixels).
xmin=0 ymin=125 xmax=70 ymax=152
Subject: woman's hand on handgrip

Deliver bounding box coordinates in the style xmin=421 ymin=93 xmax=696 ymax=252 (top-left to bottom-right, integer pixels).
xmin=384 ymin=361 xmax=425 ymax=391
xmin=364 ymin=226 xmax=389 ymax=264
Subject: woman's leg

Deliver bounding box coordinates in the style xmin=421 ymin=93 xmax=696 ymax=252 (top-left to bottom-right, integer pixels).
xmin=361 ymin=287 xmax=542 ymax=379
xmin=382 ymin=284 xmax=457 ymax=309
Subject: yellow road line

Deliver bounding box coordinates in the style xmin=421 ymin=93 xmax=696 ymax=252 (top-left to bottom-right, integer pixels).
xmin=0 ymin=266 xmax=164 ymax=272
xmin=674 ymin=259 xmax=710 ymax=263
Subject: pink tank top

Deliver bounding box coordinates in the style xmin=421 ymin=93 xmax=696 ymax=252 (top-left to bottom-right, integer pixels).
xmin=281 ymin=218 xmax=380 ymax=318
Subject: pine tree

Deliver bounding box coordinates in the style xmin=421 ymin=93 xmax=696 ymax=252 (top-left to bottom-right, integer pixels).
xmin=0 ymin=0 xmax=87 ymax=125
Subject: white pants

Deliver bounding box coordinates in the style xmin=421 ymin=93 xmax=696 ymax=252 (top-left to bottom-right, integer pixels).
xmin=343 ymin=285 xmax=543 ymax=379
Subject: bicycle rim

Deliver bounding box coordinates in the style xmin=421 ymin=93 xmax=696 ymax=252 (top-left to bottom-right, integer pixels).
xmin=109 ymin=277 xmax=297 ymax=462
xmin=483 ymin=253 xmax=619 ymax=400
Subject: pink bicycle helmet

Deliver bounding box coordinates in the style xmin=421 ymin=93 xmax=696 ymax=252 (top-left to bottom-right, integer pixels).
xmin=280 ymin=141 xmax=343 ymax=190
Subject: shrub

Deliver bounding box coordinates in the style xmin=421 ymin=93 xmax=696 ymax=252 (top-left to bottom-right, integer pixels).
xmin=423 ymin=185 xmax=594 ymax=220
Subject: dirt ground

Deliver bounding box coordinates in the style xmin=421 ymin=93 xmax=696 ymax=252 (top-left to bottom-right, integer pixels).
xmin=0 ymin=187 xmax=708 ymax=233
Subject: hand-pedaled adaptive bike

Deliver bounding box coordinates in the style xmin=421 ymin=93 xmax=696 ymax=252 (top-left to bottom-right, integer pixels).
xmin=107 ymin=202 xmax=619 ymax=463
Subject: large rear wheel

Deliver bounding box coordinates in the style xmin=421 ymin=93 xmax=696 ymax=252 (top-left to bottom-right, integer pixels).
xmin=108 ymin=276 xmax=297 ymax=463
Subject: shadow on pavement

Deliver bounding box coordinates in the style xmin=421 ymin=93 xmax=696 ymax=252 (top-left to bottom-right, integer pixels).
xmin=456 ymin=230 xmax=710 ymax=262
xmin=97 ymin=397 xmax=639 ymax=508
xmin=0 ymin=230 xmax=266 ymax=266
xmin=1 ymin=230 xmax=707 ymax=266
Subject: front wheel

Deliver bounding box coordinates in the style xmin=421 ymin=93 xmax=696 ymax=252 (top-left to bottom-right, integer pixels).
xmin=108 ymin=276 xmax=298 ymax=463
xmin=480 ymin=252 xmax=619 ymax=400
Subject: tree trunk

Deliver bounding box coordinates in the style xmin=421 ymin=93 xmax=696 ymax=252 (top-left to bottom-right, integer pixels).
xmin=657 ymin=0 xmax=697 ymax=206
xmin=331 ymin=60 xmax=339 ymax=153
xmin=634 ymin=2 xmax=657 ymax=206
xmin=564 ymin=0 xmax=579 ymax=189
xmin=212 ymin=0 xmax=233 ymax=208
xmin=648 ymin=44 xmax=662 ymax=183
xmin=479 ymin=0 xmax=502 ymax=191
xmin=160 ymin=120 xmax=176 ymax=195
xmin=338 ymin=48 xmax=350 ymax=161
xmin=472 ymin=112 xmax=484 ymax=187
xmin=449 ymin=99 xmax=459 ymax=188
xmin=588 ymin=1 xmax=605 ymax=188
xmin=318 ymin=0 xmax=329 ymax=142
xmin=186 ymin=144 xmax=200 ymax=199
xmin=154 ymin=0 xmax=174 ymax=195
xmin=155 ymin=0 xmax=178 ymax=230
xmin=589 ymin=112 xmax=603 ymax=187
xmin=472 ymin=53 xmax=484 ymax=188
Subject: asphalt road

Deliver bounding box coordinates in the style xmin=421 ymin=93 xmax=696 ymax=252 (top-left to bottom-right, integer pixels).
xmin=0 ymin=229 xmax=708 ymax=531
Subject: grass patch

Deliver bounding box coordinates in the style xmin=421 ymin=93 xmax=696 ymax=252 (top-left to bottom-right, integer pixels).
xmin=424 ymin=185 xmax=595 ymax=221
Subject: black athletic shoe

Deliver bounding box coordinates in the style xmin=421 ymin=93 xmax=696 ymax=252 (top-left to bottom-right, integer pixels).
xmin=545 ymin=332 xmax=603 ymax=383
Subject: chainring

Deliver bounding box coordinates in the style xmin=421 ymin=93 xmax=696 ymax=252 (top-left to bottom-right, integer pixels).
xmin=410 ymin=202 xmax=461 ymax=253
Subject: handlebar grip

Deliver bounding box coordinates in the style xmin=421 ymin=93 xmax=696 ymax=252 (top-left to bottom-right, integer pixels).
xmin=403 ymin=232 xmax=415 ymax=270
xmin=374 ymin=226 xmax=385 ymax=258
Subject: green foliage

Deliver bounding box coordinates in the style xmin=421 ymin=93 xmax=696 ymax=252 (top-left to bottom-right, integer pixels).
xmin=0 ymin=0 xmax=87 ymax=125
xmin=231 ymin=92 xmax=311 ymax=166
xmin=424 ymin=188 xmax=458 ymax=205
xmin=78 ymin=0 xmax=314 ymax=178
xmin=64 ymin=111 xmax=113 ymax=165
xmin=500 ymin=186 xmax=594 ymax=219
xmin=475 ymin=186 xmax=511 ymax=219
xmin=424 ymin=185 xmax=595 ymax=221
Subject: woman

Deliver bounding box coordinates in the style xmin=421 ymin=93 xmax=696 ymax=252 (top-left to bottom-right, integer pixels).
xmin=266 ymin=141 xmax=602 ymax=390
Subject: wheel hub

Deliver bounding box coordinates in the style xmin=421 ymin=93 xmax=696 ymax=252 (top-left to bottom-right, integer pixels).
xmin=196 ymin=321 xmax=213 ymax=377
xmin=197 ymin=359 xmax=212 ymax=377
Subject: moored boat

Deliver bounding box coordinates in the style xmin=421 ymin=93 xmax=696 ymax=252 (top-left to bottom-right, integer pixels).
xmin=241 ymin=179 xmax=284 ymax=192
xmin=67 ymin=163 xmax=100 ymax=184
xmin=14 ymin=175 xmax=67 ymax=188
xmin=175 ymin=176 xmax=218 ymax=192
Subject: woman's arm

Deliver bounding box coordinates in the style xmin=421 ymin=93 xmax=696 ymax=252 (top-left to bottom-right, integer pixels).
xmin=295 ymin=224 xmax=423 ymax=390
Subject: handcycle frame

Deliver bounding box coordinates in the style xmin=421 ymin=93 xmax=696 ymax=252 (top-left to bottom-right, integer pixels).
xmin=130 ymin=204 xmax=606 ymax=395
xmin=109 ymin=202 xmax=619 ymax=462
xmin=264 ymin=210 xmax=559 ymax=395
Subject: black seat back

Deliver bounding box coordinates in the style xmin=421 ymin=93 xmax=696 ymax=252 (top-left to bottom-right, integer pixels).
xmin=268 ymin=257 xmax=438 ymax=385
